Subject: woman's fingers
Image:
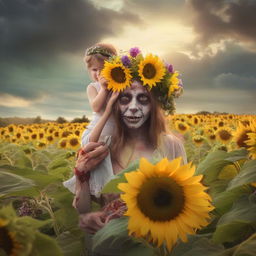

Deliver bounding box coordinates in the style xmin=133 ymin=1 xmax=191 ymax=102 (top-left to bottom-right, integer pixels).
xmin=86 ymin=144 xmax=109 ymax=159
xmin=82 ymin=142 xmax=103 ymax=153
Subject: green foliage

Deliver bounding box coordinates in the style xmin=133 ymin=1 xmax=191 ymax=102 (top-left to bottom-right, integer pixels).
xmin=1 ymin=140 xmax=256 ymax=255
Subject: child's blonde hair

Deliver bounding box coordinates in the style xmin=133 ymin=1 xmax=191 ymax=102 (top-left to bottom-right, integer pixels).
xmin=84 ymin=43 xmax=117 ymax=68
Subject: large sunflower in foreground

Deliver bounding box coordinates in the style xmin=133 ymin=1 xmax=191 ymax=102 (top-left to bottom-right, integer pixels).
xmin=101 ymin=61 xmax=132 ymax=92
xmin=118 ymin=158 xmax=213 ymax=251
xmin=138 ymin=54 xmax=166 ymax=88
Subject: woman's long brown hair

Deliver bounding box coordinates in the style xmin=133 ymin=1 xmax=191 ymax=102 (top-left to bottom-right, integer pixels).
xmin=110 ymin=88 xmax=167 ymax=168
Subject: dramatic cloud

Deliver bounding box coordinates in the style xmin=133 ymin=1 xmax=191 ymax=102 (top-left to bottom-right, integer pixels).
xmin=188 ymin=0 xmax=256 ymax=46
xmin=0 ymin=0 xmax=141 ymax=61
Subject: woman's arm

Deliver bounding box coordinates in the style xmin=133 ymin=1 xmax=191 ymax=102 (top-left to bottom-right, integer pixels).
xmin=73 ymin=142 xmax=109 ymax=213
xmin=89 ymin=92 xmax=119 ymax=143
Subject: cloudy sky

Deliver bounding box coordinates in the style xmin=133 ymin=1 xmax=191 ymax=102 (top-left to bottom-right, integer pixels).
xmin=0 ymin=0 xmax=255 ymax=120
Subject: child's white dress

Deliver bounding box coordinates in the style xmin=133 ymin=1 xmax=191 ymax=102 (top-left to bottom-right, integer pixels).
xmin=63 ymin=82 xmax=115 ymax=196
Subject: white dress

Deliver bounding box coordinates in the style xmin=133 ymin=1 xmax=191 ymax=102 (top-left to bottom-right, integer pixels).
xmin=81 ymin=82 xmax=115 ymax=146
xmin=63 ymin=82 xmax=115 ymax=195
xmin=63 ymin=133 xmax=187 ymax=198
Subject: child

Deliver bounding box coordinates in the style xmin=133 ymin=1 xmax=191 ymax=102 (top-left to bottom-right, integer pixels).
xmin=81 ymin=43 xmax=118 ymax=146
xmin=63 ymin=43 xmax=117 ymax=195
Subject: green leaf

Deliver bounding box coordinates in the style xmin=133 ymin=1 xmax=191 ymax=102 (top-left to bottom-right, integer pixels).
xmin=48 ymin=157 xmax=69 ymax=170
xmin=92 ymin=217 xmax=155 ymax=255
xmin=17 ymin=216 xmax=52 ymax=229
xmin=0 ymin=165 xmax=61 ymax=190
xmin=227 ymin=160 xmax=256 ymax=190
xmin=56 ymin=229 xmax=84 ymax=256
xmin=54 ymin=208 xmax=78 ymax=230
xmin=195 ymin=150 xmax=230 ymax=185
xmin=30 ymin=231 xmax=63 ymax=256
xmin=214 ymin=185 xmax=253 ymax=215
xmin=0 ymin=171 xmax=35 ymax=196
xmin=233 ymin=233 xmax=256 ymax=256
xmin=171 ymin=236 xmax=224 ymax=256
xmin=213 ymin=196 xmax=256 ymax=244
xmin=101 ymin=160 xmax=140 ymax=194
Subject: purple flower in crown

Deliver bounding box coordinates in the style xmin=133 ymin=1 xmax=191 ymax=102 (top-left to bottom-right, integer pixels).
xmin=166 ymin=63 xmax=174 ymax=73
xmin=121 ymin=55 xmax=131 ymax=67
xmin=129 ymin=47 xmax=141 ymax=57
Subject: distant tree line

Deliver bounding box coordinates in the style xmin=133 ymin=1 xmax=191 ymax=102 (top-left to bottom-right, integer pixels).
xmin=0 ymin=115 xmax=91 ymax=127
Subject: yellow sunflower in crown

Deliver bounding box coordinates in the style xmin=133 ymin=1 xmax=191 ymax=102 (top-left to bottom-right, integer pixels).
xmin=101 ymin=61 xmax=132 ymax=92
xmin=118 ymin=157 xmax=213 ymax=252
xmin=138 ymin=54 xmax=166 ymax=88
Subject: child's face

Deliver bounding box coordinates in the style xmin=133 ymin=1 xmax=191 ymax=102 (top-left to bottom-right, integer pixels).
xmin=88 ymin=59 xmax=104 ymax=82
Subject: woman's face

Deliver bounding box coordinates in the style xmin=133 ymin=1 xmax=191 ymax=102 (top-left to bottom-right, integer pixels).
xmin=118 ymin=81 xmax=151 ymax=129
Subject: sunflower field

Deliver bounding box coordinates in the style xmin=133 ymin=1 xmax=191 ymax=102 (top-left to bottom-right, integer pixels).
xmin=0 ymin=114 xmax=256 ymax=256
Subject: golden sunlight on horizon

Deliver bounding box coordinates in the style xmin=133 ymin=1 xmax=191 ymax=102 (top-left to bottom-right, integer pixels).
xmin=103 ymin=20 xmax=196 ymax=57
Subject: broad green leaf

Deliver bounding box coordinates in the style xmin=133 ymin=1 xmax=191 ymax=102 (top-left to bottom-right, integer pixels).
xmin=196 ymin=149 xmax=248 ymax=185
xmin=214 ymin=185 xmax=253 ymax=215
xmin=195 ymin=150 xmax=230 ymax=184
xmin=93 ymin=217 xmax=154 ymax=256
xmin=0 ymin=165 xmax=61 ymax=190
xmin=0 ymin=171 xmax=35 ymax=196
xmin=101 ymin=160 xmax=140 ymax=194
xmin=48 ymin=157 xmax=69 ymax=170
xmin=227 ymin=160 xmax=256 ymax=190
xmin=213 ymin=196 xmax=256 ymax=244
xmin=171 ymin=237 xmax=224 ymax=256
xmin=30 ymin=231 xmax=63 ymax=256
xmin=54 ymin=208 xmax=78 ymax=230
xmin=56 ymin=229 xmax=84 ymax=256
xmin=233 ymin=233 xmax=256 ymax=256
xmin=17 ymin=216 xmax=52 ymax=229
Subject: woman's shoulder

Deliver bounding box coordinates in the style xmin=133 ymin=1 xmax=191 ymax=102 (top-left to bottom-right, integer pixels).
xmin=162 ymin=132 xmax=184 ymax=147
xmin=160 ymin=132 xmax=187 ymax=163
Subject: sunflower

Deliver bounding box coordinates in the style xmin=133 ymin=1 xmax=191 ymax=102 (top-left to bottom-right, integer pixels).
xmin=138 ymin=54 xmax=166 ymax=88
xmin=174 ymin=121 xmax=189 ymax=134
xmin=67 ymin=134 xmax=80 ymax=150
xmin=216 ymin=127 xmax=233 ymax=144
xmin=0 ymin=218 xmax=21 ymax=256
xmin=101 ymin=61 xmax=132 ymax=92
xmin=246 ymin=132 xmax=256 ymax=159
xmin=192 ymin=135 xmax=204 ymax=147
xmin=233 ymin=123 xmax=252 ymax=148
xmin=118 ymin=158 xmax=213 ymax=251
xmin=58 ymin=138 xmax=68 ymax=149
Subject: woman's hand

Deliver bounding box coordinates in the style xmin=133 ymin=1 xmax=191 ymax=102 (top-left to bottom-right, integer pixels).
xmin=79 ymin=211 xmax=106 ymax=234
xmin=75 ymin=142 xmax=109 ymax=173
xmin=105 ymin=91 xmax=119 ymax=114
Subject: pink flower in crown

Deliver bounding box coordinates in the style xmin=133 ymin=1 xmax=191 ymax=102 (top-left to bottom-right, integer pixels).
xmin=129 ymin=47 xmax=141 ymax=57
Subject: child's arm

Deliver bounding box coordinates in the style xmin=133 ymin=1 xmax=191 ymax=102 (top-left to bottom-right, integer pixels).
xmin=87 ymin=78 xmax=109 ymax=113
xmin=89 ymin=92 xmax=119 ymax=143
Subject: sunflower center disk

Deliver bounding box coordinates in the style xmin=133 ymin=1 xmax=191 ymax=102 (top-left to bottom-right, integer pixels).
xmin=137 ymin=177 xmax=185 ymax=221
xmin=142 ymin=63 xmax=156 ymax=79
xmin=111 ymin=67 xmax=126 ymax=83
xmin=0 ymin=227 xmax=14 ymax=255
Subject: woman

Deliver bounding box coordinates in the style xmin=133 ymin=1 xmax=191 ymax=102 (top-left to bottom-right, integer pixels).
xmin=73 ymin=79 xmax=187 ymax=230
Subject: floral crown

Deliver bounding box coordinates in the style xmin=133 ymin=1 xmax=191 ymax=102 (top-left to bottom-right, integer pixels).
xmin=101 ymin=47 xmax=183 ymax=114
xmin=85 ymin=45 xmax=113 ymax=58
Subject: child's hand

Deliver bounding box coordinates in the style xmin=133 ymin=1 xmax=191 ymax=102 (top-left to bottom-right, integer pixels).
xmin=99 ymin=76 xmax=108 ymax=90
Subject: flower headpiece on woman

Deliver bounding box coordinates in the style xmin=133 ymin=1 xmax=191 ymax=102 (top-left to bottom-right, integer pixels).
xmin=101 ymin=47 xmax=183 ymax=114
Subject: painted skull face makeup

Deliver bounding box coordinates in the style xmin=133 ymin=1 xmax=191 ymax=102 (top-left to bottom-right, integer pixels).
xmin=118 ymin=81 xmax=151 ymax=129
